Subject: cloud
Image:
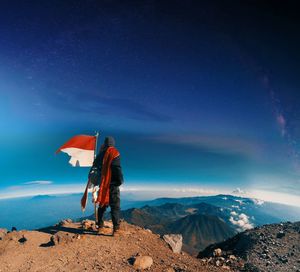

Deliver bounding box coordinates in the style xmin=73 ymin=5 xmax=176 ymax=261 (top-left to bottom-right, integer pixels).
xmin=229 ymin=212 xmax=253 ymax=231
xmin=24 ymin=181 xmax=53 ymax=185
xmin=2 ymin=181 xmax=54 ymax=196
xmin=234 ymin=199 xmax=244 ymax=205
xmin=248 ymin=189 xmax=300 ymax=207
xmin=152 ymin=134 xmax=260 ymax=158
xmin=251 ymin=198 xmax=264 ymax=205
xmin=0 ymin=183 xmax=84 ymax=199
xmin=43 ymin=91 xmax=172 ymax=123
xmin=232 ymin=187 xmax=246 ymax=195
xmin=0 ymin=183 xmax=225 ymax=200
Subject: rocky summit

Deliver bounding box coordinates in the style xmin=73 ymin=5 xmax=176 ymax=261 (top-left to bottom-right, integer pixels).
xmin=198 ymin=221 xmax=300 ymax=272
xmin=0 ymin=219 xmax=223 ymax=272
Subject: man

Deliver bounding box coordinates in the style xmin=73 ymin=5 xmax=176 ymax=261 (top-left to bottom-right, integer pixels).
xmin=92 ymin=136 xmax=124 ymax=234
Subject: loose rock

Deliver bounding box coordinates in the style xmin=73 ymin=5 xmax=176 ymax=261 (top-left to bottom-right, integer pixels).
xmin=163 ymin=268 xmax=175 ymax=272
xmin=58 ymin=218 xmax=73 ymax=226
xmin=276 ymin=231 xmax=285 ymax=239
xmin=163 ymin=234 xmax=183 ymax=253
xmin=133 ymin=255 xmax=153 ymax=270
xmin=213 ymin=248 xmax=222 ymax=257
xmin=0 ymin=228 xmax=8 ymax=240
xmin=50 ymin=231 xmax=78 ymax=245
xmin=81 ymin=220 xmax=96 ymax=230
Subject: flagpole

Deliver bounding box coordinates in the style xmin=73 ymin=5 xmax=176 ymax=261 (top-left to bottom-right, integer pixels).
xmin=94 ymin=131 xmax=99 ymax=226
xmin=94 ymin=131 xmax=99 ymax=159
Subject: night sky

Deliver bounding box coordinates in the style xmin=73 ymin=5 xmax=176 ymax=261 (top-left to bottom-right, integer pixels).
xmin=1 ymin=1 xmax=300 ymax=205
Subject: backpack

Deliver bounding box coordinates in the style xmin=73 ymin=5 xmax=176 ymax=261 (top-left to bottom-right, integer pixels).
xmin=88 ymin=166 xmax=101 ymax=187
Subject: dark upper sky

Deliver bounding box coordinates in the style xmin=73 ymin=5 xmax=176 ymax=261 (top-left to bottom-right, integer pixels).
xmin=1 ymin=1 xmax=300 ymax=203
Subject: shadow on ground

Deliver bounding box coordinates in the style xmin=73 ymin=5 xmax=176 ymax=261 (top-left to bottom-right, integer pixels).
xmin=37 ymin=224 xmax=113 ymax=247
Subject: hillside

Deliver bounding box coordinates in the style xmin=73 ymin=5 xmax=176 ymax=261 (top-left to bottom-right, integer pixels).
xmin=0 ymin=219 xmax=223 ymax=272
xmin=167 ymin=214 xmax=236 ymax=254
xmin=198 ymin=221 xmax=300 ymax=272
xmin=121 ymin=202 xmax=236 ymax=254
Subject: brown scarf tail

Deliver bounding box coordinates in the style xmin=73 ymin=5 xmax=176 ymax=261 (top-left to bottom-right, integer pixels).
xmin=81 ymin=181 xmax=89 ymax=211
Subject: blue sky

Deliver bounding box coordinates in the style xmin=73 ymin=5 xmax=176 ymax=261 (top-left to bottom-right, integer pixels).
xmin=0 ymin=1 xmax=300 ymax=205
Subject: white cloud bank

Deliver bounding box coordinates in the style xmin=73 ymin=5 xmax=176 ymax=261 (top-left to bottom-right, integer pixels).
xmin=229 ymin=212 xmax=254 ymax=231
xmin=232 ymin=187 xmax=246 ymax=195
xmin=0 ymin=183 xmax=84 ymax=199
xmin=24 ymin=181 xmax=53 ymax=185
xmin=0 ymin=183 xmax=225 ymax=200
xmin=0 ymin=182 xmax=300 ymax=208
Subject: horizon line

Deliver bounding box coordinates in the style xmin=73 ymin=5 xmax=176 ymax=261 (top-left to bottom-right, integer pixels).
xmin=1 ymin=185 xmax=300 ymax=208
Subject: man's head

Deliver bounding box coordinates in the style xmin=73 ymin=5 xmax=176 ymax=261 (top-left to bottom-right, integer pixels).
xmin=104 ymin=136 xmax=115 ymax=147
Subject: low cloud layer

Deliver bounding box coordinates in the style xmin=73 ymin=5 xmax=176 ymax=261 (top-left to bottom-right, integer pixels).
xmin=229 ymin=212 xmax=253 ymax=231
xmin=24 ymin=181 xmax=53 ymax=185
xmin=152 ymin=134 xmax=261 ymax=158
xmin=232 ymin=187 xmax=246 ymax=195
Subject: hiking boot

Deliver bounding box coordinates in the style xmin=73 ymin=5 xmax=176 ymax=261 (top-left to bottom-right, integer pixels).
xmin=97 ymin=227 xmax=106 ymax=235
xmin=113 ymin=225 xmax=121 ymax=236
xmin=97 ymin=221 xmax=104 ymax=229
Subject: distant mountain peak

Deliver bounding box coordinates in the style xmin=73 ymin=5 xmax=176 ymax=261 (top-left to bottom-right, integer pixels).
xmin=30 ymin=194 xmax=55 ymax=200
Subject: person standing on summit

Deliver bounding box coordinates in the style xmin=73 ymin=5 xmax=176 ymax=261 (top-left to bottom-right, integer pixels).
xmin=92 ymin=136 xmax=124 ymax=234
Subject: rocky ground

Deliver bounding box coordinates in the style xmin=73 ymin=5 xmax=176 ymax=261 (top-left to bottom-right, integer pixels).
xmin=0 ymin=219 xmax=224 ymax=272
xmin=198 ymin=221 xmax=300 ymax=272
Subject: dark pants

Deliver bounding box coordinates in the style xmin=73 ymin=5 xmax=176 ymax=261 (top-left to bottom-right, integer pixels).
xmin=97 ymin=185 xmax=120 ymax=229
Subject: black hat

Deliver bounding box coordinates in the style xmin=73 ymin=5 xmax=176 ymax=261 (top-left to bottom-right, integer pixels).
xmin=104 ymin=136 xmax=115 ymax=147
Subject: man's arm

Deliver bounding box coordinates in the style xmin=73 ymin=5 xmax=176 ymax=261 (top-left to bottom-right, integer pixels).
xmin=111 ymin=156 xmax=124 ymax=186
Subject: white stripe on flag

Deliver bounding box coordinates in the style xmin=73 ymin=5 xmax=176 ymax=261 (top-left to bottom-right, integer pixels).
xmin=60 ymin=147 xmax=94 ymax=167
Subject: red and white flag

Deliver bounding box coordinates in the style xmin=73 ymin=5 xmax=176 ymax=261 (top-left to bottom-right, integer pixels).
xmin=56 ymin=135 xmax=96 ymax=167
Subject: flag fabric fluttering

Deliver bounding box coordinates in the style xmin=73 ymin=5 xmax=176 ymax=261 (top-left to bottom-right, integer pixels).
xmin=56 ymin=135 xmax=96 ymax=167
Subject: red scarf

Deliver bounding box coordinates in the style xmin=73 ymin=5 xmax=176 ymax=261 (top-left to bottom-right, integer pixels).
xmin=81 ymin=146 xmax=120 ymax=211
xmin=96 ymin=146 xmax=120 ymax=207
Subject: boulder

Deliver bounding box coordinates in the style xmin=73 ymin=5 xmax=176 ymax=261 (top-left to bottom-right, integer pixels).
xmin=133 ymin=255 xmax=153 ymax=270
xmin=50 ymin=231 xmax=78 ymax=245
xmin=229 ymin=255 xmax=237 ymax=260
xmin=82 ymin=219 xmax=96 ymax=230
xmin=163 ymin=234 xmax=183 ymax=253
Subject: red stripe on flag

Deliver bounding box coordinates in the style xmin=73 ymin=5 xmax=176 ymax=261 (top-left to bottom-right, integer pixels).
xmin=56 ymin=135 xmax=96 ymax=153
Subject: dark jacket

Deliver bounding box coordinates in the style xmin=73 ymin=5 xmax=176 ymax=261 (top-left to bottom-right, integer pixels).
xmin=92 ymin=146 xmax=124 ymax=187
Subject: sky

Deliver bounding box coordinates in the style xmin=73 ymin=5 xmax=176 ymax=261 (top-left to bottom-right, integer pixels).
xmin=0 ymin=0 xmax=300 ymax=206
